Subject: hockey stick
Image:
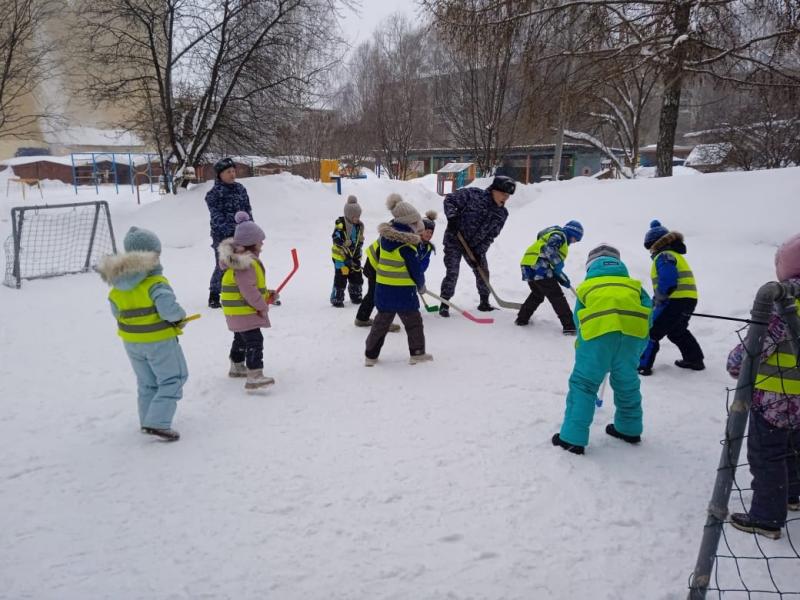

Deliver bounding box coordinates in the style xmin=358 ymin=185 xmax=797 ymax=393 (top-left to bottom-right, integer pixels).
xmin=456 ymin=232 xmax=523 ymax=310
xmin=268 ymin=248 xmax=299 ymax=304
xmin=419 ymin=292 xmax=439 ymax=313
xmin=176 ymin=313 xmax=201 ymax=327
xmin=424 ymin=290 xmax=494 ymax=324
xmin=690 ymin=311 xmax=768 ymax=326
xmin=596 ymin=375 xmax=607 ymax=408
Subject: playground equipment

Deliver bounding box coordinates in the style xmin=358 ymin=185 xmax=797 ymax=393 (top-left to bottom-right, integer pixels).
xmin=71 ymin=153 xmax=166 ymax=195
xmin=436 ymin=162 xmax=476 ymax=196
xmin=6 ymin=177 xmax=44 ymax=201
xmin=321 ymin=159 xmax=368 ymax=195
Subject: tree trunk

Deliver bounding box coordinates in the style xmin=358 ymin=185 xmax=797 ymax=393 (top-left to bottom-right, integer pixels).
xmin=655 ymin=72 xmax=682 ymax=178
xmin=552 ymin=94 xmax=566 ymax=180
xmin=552 ymin=123 xmax=565 ymax=180
xmin=655 ymin=0 xmax=691 ymax=178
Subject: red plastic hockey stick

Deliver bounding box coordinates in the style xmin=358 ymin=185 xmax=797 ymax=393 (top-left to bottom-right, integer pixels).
xmin=424 ymin=291 xmax=494 ymax=324
xmin=269 ymin=248 xmax=299 ymax=304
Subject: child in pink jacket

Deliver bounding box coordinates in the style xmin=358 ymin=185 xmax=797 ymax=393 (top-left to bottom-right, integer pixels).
xmin=217 ymin=211 xmax=277 ymax=389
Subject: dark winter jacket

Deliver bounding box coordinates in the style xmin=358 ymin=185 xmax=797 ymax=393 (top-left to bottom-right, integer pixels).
xmin=443 ymin=186 xmax=508 ymax=256
xmin=205 ymin=180 xmax=252 ymax=243
xmin=374 ymin=221 xmax=424 ymax=313
xmin=727 ymin=277 xmax=800 ymax=430
xmin=418 ymin=241 xmax=436 ymax=273
xmin=331 ymin=216 xmax=364 ymax=268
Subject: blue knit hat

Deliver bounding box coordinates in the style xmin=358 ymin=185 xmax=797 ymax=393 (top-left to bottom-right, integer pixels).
xmin=123 ymin=226 xmax=161 ymax=253
xmin=644 ymin=220 xmax=669 ymax=249
xmin=563 ymin=220 xmax=584 ymax=242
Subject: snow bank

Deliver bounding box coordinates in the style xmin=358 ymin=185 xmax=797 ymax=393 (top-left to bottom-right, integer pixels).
xmin=1 ymin=168 xmax=798 ymax=599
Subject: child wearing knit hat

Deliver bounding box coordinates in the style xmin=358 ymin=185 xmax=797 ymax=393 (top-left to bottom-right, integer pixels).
xmin=638 ymin=220 xmax=704 ymax=375
xmin=552 ymin=245 xmax=652 ymax=455
xmin=97 ymin=226 xmax=188 ymax=442
xmin=726 ymin=233 xmax=800 ymax=539
xmin=330 ymin=195 xmax=365 ymax=308
xmin=364 ymin=194 xmax=432 ymax=366
xmin=516 ymin=220 xmax=584 ymax=334
xmin=216 ymin=212 xmax=277 ymax=390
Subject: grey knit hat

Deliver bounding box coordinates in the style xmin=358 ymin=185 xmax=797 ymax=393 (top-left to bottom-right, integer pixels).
xmin=233 ymin=211 xmax=265 ymax=247
xmin=123 ymin=226 xmax=161 ymax=254
xmin=586 ymin=243 xmax=621 ymax=268
xmin=343 ymin=195 xmax=362 ymax=222
xmin=386 ymin=193 xmax=423 ymax=230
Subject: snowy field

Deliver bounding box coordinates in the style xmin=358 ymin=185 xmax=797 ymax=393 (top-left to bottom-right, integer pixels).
xmin=1 ymin=167 xmax=798 ymax=599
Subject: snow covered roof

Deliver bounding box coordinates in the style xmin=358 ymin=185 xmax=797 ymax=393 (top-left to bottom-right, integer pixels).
xmin=437 ymin=162 xmax=473 ymax=173
xmin=45 ymin=127 xmax=145 ymax=147
xmin=685 ymin=143 xmax=732 ymax=167
xmin=1 ymin=155 xmax=74 ymax=167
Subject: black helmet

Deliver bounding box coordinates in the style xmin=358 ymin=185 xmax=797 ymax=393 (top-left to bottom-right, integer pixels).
xmin=489 ymin=175 xmax=516 ymax=195
xmin=214 ymin=157 xmax=236 ymax=175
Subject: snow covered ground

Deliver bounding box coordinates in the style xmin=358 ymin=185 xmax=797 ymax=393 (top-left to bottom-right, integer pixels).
xmin=1 ymin=167 xmax=798 ymax=599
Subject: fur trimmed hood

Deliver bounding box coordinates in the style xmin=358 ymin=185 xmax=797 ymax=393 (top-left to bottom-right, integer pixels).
xmin=97 ymin=251 xmax=161 ymax=289
xmin=217 ymin=237 xmax=260 ymax=270
xmin=649 ymin=231 xmax=685 ymax=255
xmin=377 ymin=222 xmax=421 ymax=245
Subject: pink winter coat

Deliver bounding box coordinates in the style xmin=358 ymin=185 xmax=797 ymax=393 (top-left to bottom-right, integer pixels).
xmin=217 ymin=238 xmax=272 ymax=332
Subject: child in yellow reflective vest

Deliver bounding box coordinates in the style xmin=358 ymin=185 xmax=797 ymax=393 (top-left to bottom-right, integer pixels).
xmin=553 ymin=244 xmax=652 ymax=455
xmin=330 ymin=195 xmax=364 ymax=307
xmin=98 ymin=227 xmax=188 ymax=442
xmin=726 ymin=233 xmax=800 ymax=539
xmin=217 ymin=212 xmax=277 ymax=390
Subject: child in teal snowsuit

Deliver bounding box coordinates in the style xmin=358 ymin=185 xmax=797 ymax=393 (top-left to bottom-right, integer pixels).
xmin=552 ymin=245 xmax=652 ymax=454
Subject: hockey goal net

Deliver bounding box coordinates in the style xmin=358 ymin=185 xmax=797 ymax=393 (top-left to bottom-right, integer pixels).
xmin=3 ymin=201 xmax=117 ymax=288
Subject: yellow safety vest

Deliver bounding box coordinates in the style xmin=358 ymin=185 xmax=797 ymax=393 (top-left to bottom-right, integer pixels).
xmin=521 ymin=227 xmax=568 ymax=267
xmin=376 ymin=242 xmax=415 ymax=287
xmin=651 ymin=250 xmax=698 ymax=300
xmin=576 ymin=275 xmax=651 ymax=341
xmin=331 ymin=218 xmax=363 ymax=262
xmin=221 ymin=259 xmax=268 ymax=316
xmin=366 ymin=239 xmax=380 ymax=268
xmin=109 ymin=275 xmax=180 ymax=343
xmin=755 ymin=300 xmax=800 ymax=395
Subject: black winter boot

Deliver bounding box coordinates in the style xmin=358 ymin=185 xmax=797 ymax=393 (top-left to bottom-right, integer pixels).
xmin=208 ymin=291 xmax=221 ymax=309
xmin=142 ymin=427 xmax=181 ymax=442
xmin=605 ymin=424 xmax=641 ymax=444
xmin=675 ymin=359 xmax=705 ymax=371
xmin=439 ymin=304 xmax=450 ymax=318
xmin=477 ymin=298 xmax=497 ymax=312
xmin=730 ymin=513 xmax=781 ymax=539
xmin=551 ymin=433 xmax=584 ymax=455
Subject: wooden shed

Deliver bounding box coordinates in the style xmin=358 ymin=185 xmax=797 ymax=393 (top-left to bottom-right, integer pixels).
xmin=436 ymin=162 xmax=476 ymax=195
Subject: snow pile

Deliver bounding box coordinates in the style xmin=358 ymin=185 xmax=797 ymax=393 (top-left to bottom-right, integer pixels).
xmin=1 ymin=168 xmax=799 ymax=599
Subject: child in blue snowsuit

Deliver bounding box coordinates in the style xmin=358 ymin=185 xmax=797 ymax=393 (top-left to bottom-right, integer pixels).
xmin=553 ymin=245 xmax=652 ymax=454
xmin=98 ymin=227 xmax=189 ymax=442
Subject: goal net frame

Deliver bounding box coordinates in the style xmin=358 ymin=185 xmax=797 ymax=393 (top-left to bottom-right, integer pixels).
xmin=4 ymin=201 xmax=117 ymax=289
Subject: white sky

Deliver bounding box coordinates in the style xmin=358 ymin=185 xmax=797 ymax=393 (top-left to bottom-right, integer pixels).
xmin=338 ymin=0 xmax=420 ymax=48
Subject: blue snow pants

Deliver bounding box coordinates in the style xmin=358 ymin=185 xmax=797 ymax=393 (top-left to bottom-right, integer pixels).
xmin=560 ymin=332 xmax=646 ymax=447
xmin=124 ymin=338 xmax=188 ymax=429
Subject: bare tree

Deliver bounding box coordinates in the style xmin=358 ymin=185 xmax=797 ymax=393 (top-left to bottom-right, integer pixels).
xmin=350 ymin=15 xmax=431 ymax=179
xmin=0 ymin=0 xmax=59 ymax=140
xmin=75 ymin=0 xmax=347 ymax=190
xmin=689 ymin=78 xmax=800 ymax=171
xmin=563 ymin=54 xmax=660 ymax=177
xmin=428 ymin=0 xmax=529 ymax=174
xmin=422 ymin=0 xmax=800 ymax=177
